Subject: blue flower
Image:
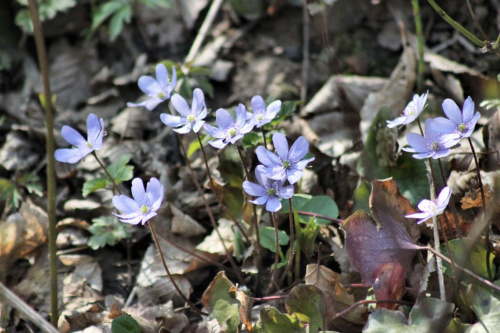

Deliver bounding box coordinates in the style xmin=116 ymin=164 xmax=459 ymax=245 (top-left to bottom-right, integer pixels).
xmin=160 ymin=89 xmax=207 ymax=134
xmin=243 ymin=166 xmax=294 ymax=212
xmin=432 ymin=97 xmax=481 ymax=141
xmin=256 ymin=133 xmax=315 ymax=184
xmin=55 ymin=113 xmax=104 ymax=164
xmin=204 ymin=104 xmax=255 ymax=149
xmin=402 ymin=118 xmax=459 ymax=159
xmin=387 ymin=91 xmax=428 ymax=128
xmin=113 ymin=177 xmax=164 ymax=225
xmin=406 ymin=186 xmax=451 ymax=224
xmin=127 ymin=64 xmax=177 ymax=111
xmin=249 ymin=95 xmax=281 ymax=128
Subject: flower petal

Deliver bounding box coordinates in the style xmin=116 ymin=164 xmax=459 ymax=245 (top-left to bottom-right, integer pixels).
xmin=171 ymin=94 xmax=191 ymax=117
xmin=131 ymin=178 xmax=146 ymax=204
xmin=155 ymin=64 xmax=168 ymax=90
xmin=279 ymin=184 xmax=295 ymax=199
xmin=235 ymin=104 xmax=247 ymax=126
xmin=138 ymin=76 xmax=161 ymax=96
xmin=192 ymin=120 xmax=205 ymax=133
xmin=289 ymin=136 xmax=309 ymax=162
xmin=256 ymin=146 xmax=282 ymax=167
xmin=251 ymin=195 xmax=269 ymax=206
xmin=406 ymin=132 xmax=428 ymax=152
xmin=286 ymin=168 xmax=304 ymax=184
xmin=243 ymin=181 xmax=267 ymax=197
xmin=86 ymin=114 xmax=103 ymax=147
xmin=160 ymin=113 xmax=185 ymax=128
xmin=204 ymin=124 xmax=225 ymax=138
xmin=61 ymin=125 xmax=86 ymax=147
xmin=294 ymin=157 xmax=314 ymax=170
xmin=113 ymin=195 xmax=140 ymax=214
xmin=266 ymin=100 xmax=281 ymax=116
xmin=215 ymin=108 xmax=234 ymax=130
xmin=462 ymin=97 xmax=475 ymax=123
xmin=427 ymin=117 xmax=456 ymax=135
xmin=147 ymin=178 xmax=164 ymax=211
xmin=54 ymin=148 xmax=84 ymax=164
xmin=251 ymin=95 xmax=266 ymax=113
xmin=442 ymin=99 xmax=462 ymax=124
xmin=272 ymin=133 xmax=289 ymax=161
xmin=209 ymin=139 xmax=227 ymax=149
xmin=172 ymin=124 xmax=192 ymax=134
xmin=265 ymin=197 xmax=282 ymax=212
xmin=255 ymin=165 xmax=270 ymax=187
xmin=143 ymin=97 xmax=164 ymax=111
xmin=386 ymin=116 xmax=407 ymax=128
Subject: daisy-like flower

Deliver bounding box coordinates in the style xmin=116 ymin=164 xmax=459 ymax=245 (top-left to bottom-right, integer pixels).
xmin=160 ymin=88 xmax=207 ymax=134
xmin=55 ymin=113 xmax=104 ymax=164
xmin=243 ymin=165 xmax=294 ymax=212
xmin=256 ymin=133 xmax=315 ymax=184
xmin=433 ymin=97 xmax=481 ymax=141
xmin=112 ymin=178 xmax=164 ymax=225
xmin=204 ymin=104 xmax=255 ymax=149
xmin=406 ymin=186 xmax=452 ymax=224
xmin=249 ymin=95 xmax=281 ymax=128
xmin=402 ymin=118 xmax=459 ymax=159
xmin=127 ymin=64 xmax=177 ymax=111
xmin=387 ymin=91 xmax=429 ymax=128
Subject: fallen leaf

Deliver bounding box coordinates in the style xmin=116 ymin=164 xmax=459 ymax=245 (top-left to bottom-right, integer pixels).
xmin=285 ymin=284 xmax=326 ymax=333
xmin=254 ymin=306 xmax=304 ymax=333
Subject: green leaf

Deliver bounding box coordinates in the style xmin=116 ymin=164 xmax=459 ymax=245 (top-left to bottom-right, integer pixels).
xmin=0 ymin=178 xmax=14 ymax=201
xmin=107 ymin=155 xmax=134 ymax=183
xmin=111 ymin=315 xmax=141 ymax=333
xmin=285 ymin=284 xmax=326 ymax=333
xmin=255 ymin=306 xmax=305 ymax=333
xmin=364 ymin=298 xmax=454 ymax=333
xmin=108 ymin=5 xmax=132 ymax=41
xmin=196 ymin=77 xmax=214 ymax=98
xmin=259 ymin=226 xmax=289 ymax=252
xmin=186 ymin=134 xmax=210 ymax=158
xmin=91 ymin=1 xmax=123 ymax=32
xmin=279 ymin=194 xmax=312 ymax=214
xmin=189 ymin=66 xmax=212 ymax=76
xmin=272 ymin=101 xmax=298 ymax=124
xmin=139 ymin=0 xmax=172 ymax=9
xmin=298 ymin=195 xmax=338 ymax=225
xmin=179 ymin=79 xmax=192 ymax=100
xmin=242 ymin=131 xmax=263 ymax=148
xmin=352 ymin=180 xmax=371 ymax=213
xmin=38 ymin=93 xmax=57 ymax=110
xmin=466 ymin=282 xmax=500 ymax=333
xmin=88 ymin=216 xmax=131 ymax=250
xmin=440 ymin=238 xmax=495 ymax=281
xmin=82 ymin=178 xmax=108 ymax=197
xmin=357 ymin=106 xmax=444 ymax=206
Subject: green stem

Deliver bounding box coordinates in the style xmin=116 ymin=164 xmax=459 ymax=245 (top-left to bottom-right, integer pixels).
xmin=293 ymin=209 xmax=301 ymax=283
xmin=412 ymin=0 xmax=425 ymax=93
xmin=494 ymin=33 xmax=500 ymax=49
xmin=147 ymin=221 xmax=205 ymax=315
xmin=27 ymin=0 xmax=58 ymax=325
xmin=261 ymin=127 xmax=267 ymax=148
xmin=92 ymin=152 xmax=121 ymax=195
xmin=426 ymin=0 xmax=484 ymax=47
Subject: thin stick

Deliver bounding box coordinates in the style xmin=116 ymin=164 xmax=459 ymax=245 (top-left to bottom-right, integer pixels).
xmin=411 ymin=0 xmax=425 ymax=93
xmin=27 ymin=0 xmax=58 ymax=325
xmin=0 ymin=282 xmax=59 ymax=333
xmin=426 ymin=0 xmax=484 ymax=47
xmin=464 ymin=0 xmax=489 ymax=41
xmin=147 ymin=221 xmax=205 ymax=315
xmin=301 ymin=0 xmax=310 ymax=104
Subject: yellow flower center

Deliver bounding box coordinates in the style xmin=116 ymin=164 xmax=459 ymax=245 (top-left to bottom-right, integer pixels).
xmin=140 ymin=205 xmax=150 ymax=214
xmin=228 ymin=128 xmax=237 ymax=137
xmin=157 ymin=92 xmax=166 ymax=99
xmin=458 ymin=123 xmax=466 ymax=132
xmin=187 ymin=115 xmax=195 ymax=123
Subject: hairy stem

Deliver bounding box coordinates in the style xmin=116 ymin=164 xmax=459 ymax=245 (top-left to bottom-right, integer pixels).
xmin=27 ymin=0 xmax=58 ymax=325
xmin=268 ymin=212 xmax=280 ymax=293
xmin=92 ymin=152 xmax=121 ymax=195
xmin=147 ymin=221 xmax=205 ymax=315
xmin=279 ymin=198 xmax=295 ymax=285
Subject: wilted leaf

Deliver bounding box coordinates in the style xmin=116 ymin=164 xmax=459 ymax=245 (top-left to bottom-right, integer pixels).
xmin=229 ymin=285 xmax=254 ymax=331
xmin=201 ymin=272 xmax=243 ymax=333
xmin=285 ymin=284 xmax=326 ymax=333
xmin=363 ymin=298 xmax=454 ymax=333
xmin=254 ymin=306 xmax=305 ymax=333
xmin=372 ymin=261 xmax=406 ymax=310
xmin=305 ymin=264 xmax=367 ymax=329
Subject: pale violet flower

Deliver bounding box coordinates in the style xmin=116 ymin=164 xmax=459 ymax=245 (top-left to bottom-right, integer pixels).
xmin=406 ymin=186 xmax=452 ymax=224
xmin=256 ymin=133 xmax=315 ymax=184
xmin=160 ymin=89 xmax=207 ymax=134
xmin=204 ymin=104 xmax=255 ymax=149
xmin=243 ymin=165 xmax=294 ymax=212
xmin=402 ymin=118 xmax=459 ymax=159
xmin=387 ymin=91 xmax=429 ymax=128
xmin=433 ymin=97 xmax=481 ymax=141
xmin=113 ymin=178 xmax=164 ymax=225
xmin=55 ymin=113 xmax=104 ymax=164
xmin=249 ymin=95 xmax=281 ymax=128
xmin=127 ymin=64 xmax=177 ymax=111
